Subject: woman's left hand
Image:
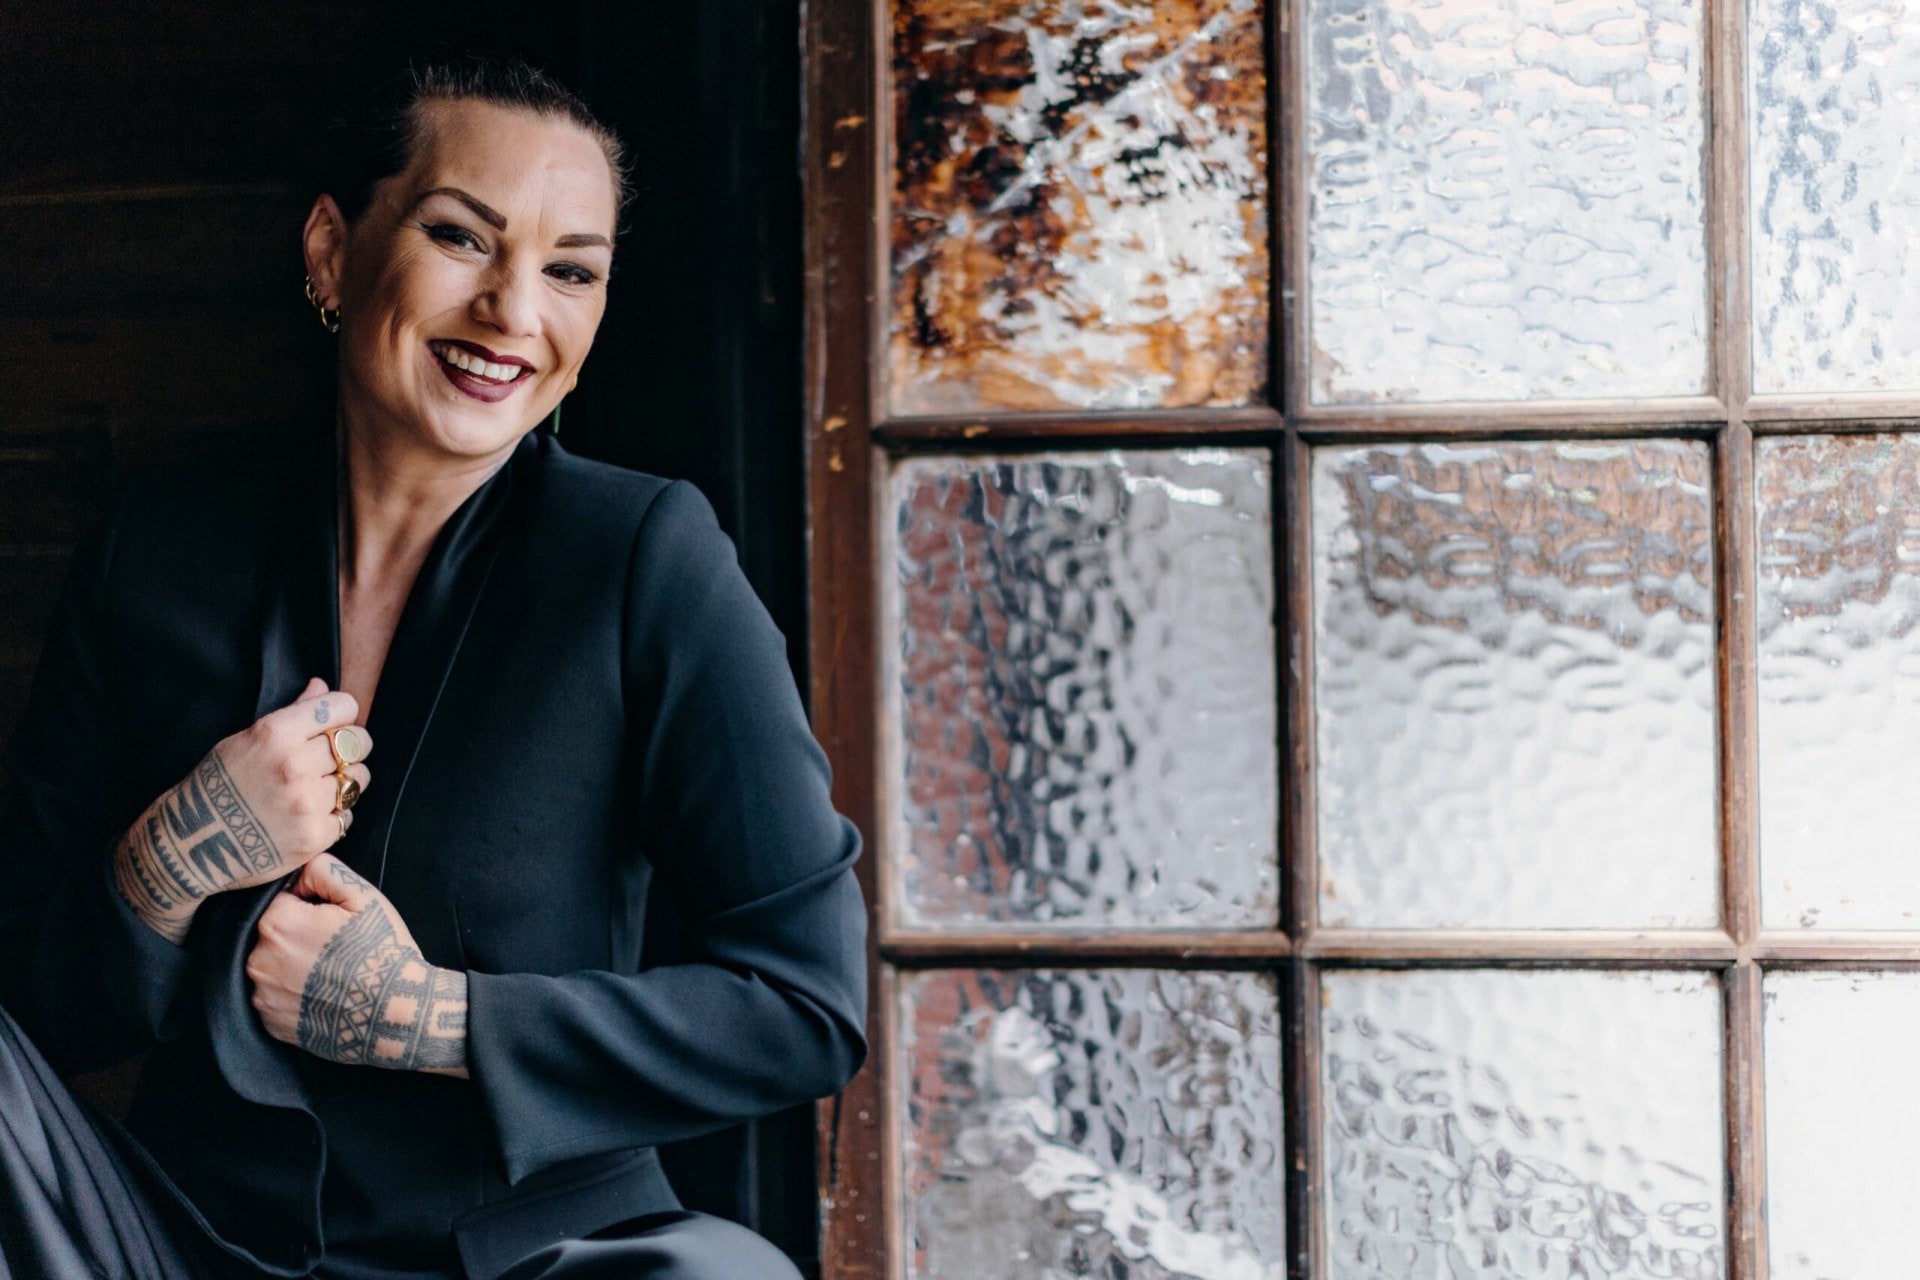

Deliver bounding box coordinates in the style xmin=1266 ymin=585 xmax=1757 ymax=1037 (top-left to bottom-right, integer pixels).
xmin=246 ymin=853 xmax=469 ymax=1075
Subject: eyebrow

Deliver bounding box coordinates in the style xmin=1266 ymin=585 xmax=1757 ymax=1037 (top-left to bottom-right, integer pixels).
xmin=413 ymin=187 xmax=613 ymax=251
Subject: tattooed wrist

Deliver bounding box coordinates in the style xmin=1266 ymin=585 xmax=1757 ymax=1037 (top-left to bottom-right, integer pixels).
xmin=296 ymin=908 xmax=468 ymax=1072
xmin=111 ymin=751 xmax=286 ymax=943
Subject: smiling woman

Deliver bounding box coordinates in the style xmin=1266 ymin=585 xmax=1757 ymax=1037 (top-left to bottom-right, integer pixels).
xmin=0 ymin=56 xmax=864 ymax=1280
xmin=308 ymin=94 xmax=616 ymax=464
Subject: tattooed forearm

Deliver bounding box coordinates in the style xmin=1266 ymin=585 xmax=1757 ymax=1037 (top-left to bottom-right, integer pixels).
xmin=194 ymin=754 xmax=277 ymax=874
xmin=112 ymin=752 xmax=286 ymax=943
xmin=112 ymin=829 xmax=188 ymax=942
xmin=296 ymin=908 xmax=468 ymax=1072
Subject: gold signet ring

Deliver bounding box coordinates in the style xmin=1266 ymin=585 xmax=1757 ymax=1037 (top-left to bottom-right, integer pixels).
xmin=335 ymin=772 xmax=363 ymax=812
xmin=327 ymin=726 xmax=368 ymax=769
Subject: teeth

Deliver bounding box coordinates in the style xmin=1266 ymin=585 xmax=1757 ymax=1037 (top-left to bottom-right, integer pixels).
xmin=433 ymin=343 xmax=525 ymax=384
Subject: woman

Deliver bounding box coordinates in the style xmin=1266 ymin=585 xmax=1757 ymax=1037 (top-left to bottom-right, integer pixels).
xmin=0 ymin=58 xmax=867 ymax=1280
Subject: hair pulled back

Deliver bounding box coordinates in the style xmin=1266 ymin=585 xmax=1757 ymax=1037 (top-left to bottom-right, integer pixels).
xmin=320 ymin=55 xmax=631 ymax=227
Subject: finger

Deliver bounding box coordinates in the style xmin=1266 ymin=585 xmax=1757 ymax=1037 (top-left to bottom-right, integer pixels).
xmin=326 ymin=724 xmax=374 ymax=766
xmin=293 ymin=734 xmax=376 ymax=788
xmin=295 ymin=732 xmax=340 ymax=780
xmin=317 ymin=762 xmax=372 ymax=820
xmin=262 ymin=689 xmax=362 ymax=739
xmin=295 ymin=677 xmax=330 ymax=702
xmin=300 ymin=690 xmax=359 ymax=738
xmin=295 ymin=853 xmax=376 ymax=910
xmin=256 ymin=888 xmax=317 ymax=939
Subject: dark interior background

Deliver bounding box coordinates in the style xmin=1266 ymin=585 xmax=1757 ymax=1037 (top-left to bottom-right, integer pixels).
xmin=0 ymin=1 xmax=819 ymax=1269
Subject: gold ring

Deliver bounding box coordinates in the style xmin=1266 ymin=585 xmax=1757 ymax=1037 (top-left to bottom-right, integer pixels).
xmin=335 ymin=772 xmax=362 ymax=811
xmin=327 ymin=726 xmax=368 ymax=769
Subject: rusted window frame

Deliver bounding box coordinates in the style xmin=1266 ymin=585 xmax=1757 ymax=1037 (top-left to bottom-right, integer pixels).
xmin=804 ymin=1 xmax=1920 ymax=1276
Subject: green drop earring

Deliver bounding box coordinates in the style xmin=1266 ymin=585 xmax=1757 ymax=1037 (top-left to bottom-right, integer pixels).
xmin=548 ymin=377 xmax=576 ymax=437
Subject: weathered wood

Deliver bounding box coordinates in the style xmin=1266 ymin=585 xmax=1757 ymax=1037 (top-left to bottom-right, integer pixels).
xmin=881 ymin=929 xmax=1288 ymax=966
xmin=875 ymin=406 xmax=1282 ymax=444
xmin=806 ymin=0 xmax=885 ymax=1275
xmin=0 ymin=188 xmax=312 ymax=316
xmin=1746 ymin=393 xmax=1920 ymax=423
xmin=1303 ymin=929 xmax=1739 ymax=964
xmin=1 ymin=314 xmax=332 ymax=434
xmin=1753 ymin=935 xmax=1920 ymax=963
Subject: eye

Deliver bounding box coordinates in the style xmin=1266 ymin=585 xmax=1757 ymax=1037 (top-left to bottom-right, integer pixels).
xmin=547 ymin=262 xmax=600 ymax=287
xmin=422 ymin=223 xmax=482 ymax=251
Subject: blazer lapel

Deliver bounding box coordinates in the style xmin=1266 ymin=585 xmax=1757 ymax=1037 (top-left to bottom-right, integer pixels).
xmin=199 ymin=430 xmax=532 ymax=1107
xmin=350 ymin=434 xmax=530 ymax=892
xmin=201 ymin=430 xmax=340 ymax=1112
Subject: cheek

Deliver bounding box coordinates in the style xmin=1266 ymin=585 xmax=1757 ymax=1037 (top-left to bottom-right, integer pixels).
xmin=548 ymin=305 xmax=606 ymax=374
xmin=362 ymin=252 xmax=469 ymax=345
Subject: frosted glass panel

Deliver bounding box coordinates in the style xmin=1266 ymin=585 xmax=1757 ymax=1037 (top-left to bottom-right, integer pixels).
xmin=1323 ymin=969 xmax=1725 ymax=1279
xmin=1751 ymin=1 xmax=1920 ymax=393
xmin=1757 ymin=434 xmax=1920 ymax=929
xmin=1306 ymin=0 xmax=1710 ymax=404
xmin=1767 ymin=971 xmax=1920 ymax=1280
xmin=902 ymin=969 xmax=1283 ymax=1280
xmin=888 ymin=0 xmax=1270 ymax=413
xmin=891 ymin=451 xmax=1278 ymax=929
xmin=1313 ymin=441 xmax=1718 ymax=929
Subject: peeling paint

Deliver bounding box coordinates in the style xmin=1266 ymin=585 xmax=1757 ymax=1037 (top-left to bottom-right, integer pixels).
xmin=889 ymin=0 xmax=1270 ymax=414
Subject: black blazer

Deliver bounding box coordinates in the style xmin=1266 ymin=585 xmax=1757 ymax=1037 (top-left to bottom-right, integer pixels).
xmin=0 ymin=429 xmax=868 ymax=1279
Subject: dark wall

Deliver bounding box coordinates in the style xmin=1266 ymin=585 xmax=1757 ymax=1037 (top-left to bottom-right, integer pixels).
xmin=0 ymin=0 xmax=815 ymax=1268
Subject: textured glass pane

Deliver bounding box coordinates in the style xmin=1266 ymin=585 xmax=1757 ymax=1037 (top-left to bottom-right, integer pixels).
xmin=888 ymin=0 xmax=1269 ymax=413
xmin=1757 ymin=434 xmax=1920 ymax=929
xmin=1766 ymin=971 xmax=1920 ymax=1280
xmin=1323 ymin=969 xmax=1725 ymax=1279
xmin=902 ymin=969 xmax=1283 ymax=1280
xmin=1751 ymin=3 xmax=1920 ymax=393
xmin=1314 ymin=441 xmax=1718 ymax=929
xmin=1306 ymin=0 xmax=1709 ymax=404
xmin=892 ymin=450 xmax=1277 ymax=929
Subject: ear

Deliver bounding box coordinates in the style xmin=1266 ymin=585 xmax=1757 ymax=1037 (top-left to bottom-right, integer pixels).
xmin=301 ymin=194 xmax=350 ymax=309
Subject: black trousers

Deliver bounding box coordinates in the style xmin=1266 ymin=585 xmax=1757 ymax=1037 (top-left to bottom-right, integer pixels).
xmin=0 ymin=1009 xmax=801 ymax=1280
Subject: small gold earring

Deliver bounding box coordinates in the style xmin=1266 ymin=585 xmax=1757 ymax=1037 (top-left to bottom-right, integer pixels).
xmin=303 ymin=275 xmax=341 ymax=334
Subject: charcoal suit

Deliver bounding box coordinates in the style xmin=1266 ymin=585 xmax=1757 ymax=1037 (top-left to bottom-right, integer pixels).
xmin=0 ymin=428 xmax=868 ymax=1278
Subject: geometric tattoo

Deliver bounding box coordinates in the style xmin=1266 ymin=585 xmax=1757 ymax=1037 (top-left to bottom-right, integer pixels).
xmin=194 ymin=754 xmax=277 ymax=874
xmin=111 ymin=749 xmax=287 ymax=944
xmin=296 ymin=900 xmax=467 ymax=1071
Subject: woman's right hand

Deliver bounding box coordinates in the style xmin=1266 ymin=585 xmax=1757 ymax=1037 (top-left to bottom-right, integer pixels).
xmin=111 ymin=678 xmax=374 ymax=944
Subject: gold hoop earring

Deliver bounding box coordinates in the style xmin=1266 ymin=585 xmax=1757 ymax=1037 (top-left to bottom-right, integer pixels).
xmin=303 ymin=275 xmax=341 ymax=334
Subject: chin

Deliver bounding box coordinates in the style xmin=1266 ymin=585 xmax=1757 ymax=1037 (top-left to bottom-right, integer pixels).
xmin=425 ymin=414 xmax=542 ymax=459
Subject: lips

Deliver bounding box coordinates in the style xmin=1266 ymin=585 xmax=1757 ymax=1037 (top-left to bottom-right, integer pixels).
xmin=428 ymin=339 xmax=534 ymax=404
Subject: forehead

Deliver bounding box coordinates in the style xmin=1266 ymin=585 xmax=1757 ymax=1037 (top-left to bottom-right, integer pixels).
xmin=400 ymin=99 xmax=617 ymax=236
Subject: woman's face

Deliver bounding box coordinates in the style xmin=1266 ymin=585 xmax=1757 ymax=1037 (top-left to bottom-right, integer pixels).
xmin=305 ymin=98 xmax=617 ymax=463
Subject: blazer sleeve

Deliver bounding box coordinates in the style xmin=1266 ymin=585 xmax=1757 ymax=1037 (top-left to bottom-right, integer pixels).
xmin=0 ymin=499 xmax=195 ymax=1074
xmin=464 ymin=480 xmax=869 ymax=1184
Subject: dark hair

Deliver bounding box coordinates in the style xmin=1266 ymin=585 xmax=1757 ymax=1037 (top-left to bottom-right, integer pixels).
xmin=321 ymin=55 xmax=632 ymax=227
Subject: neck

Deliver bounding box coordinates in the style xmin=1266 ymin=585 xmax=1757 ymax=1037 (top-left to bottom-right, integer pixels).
xmin=335 ymin=412 xmax=517 ymax=589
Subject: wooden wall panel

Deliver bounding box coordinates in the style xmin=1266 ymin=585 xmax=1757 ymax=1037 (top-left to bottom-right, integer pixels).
xmin=0 ymin=2 xmax=373 ymax=196
xmin=0 ymin=2 xmax=370 ymax=770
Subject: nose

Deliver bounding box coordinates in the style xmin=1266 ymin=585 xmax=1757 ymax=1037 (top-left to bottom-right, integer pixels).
xmin=472 ymin=256 xmax=540 ymax=339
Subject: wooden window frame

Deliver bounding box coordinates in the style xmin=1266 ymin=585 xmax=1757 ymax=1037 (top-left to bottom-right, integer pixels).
xmin=802 ymin=1 xmax=1920 ymax=1276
